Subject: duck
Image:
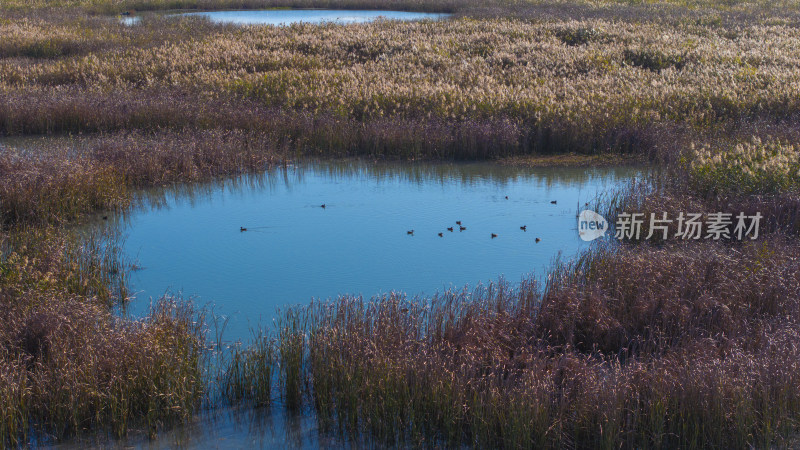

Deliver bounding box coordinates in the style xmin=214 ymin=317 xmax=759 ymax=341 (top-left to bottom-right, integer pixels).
xmin=535 ymin=237 xmax=541 ymax=243
xmin=505 ymin=196 xmax=509 ymax=200
xmin=520 ymin=225 xmax=527 ymax=231
xmin=491 ymin=233 xmax=498 ymax=238
xmin=447 ymin=227 xmax=454 ymax=232
xmin=320 ymin=204 xmax=326 ymax=209
xmin=456 ymin=221 xmax=462 ymax=225
xmin=407 ymin=230 xmax=414 ymax=235
xmin=438 ymin=232 xmax=443 ymax=237
xmin=459 ymin=226 xmax=467 ymax=231
xmin=240 ymin=227 xmax=247 ymax=232
xmin=550 ymin=200 xmax=557 ymax=204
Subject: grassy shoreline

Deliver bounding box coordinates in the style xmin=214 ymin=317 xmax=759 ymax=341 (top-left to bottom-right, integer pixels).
xmin=1 ymin=0 xmax=800 ymax=447
xmin=499 ymin=152 xmax=646 ymax=167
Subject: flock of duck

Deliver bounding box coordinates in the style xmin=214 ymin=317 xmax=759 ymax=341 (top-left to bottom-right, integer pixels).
xmin=239 ymin=200 xmax=555 ymax=242
xmin=406 ymin=219 xmax=541 ymax=242
xmin=404 ymin=199 xmax=556 ymax=242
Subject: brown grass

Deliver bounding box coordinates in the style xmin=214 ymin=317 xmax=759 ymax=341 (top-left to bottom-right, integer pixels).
xmin=0 ymin=227 xmax=206 ymax=446
xmin=0 ymin=0 xmax=799 ymax=446
xmin=288 ymin=234 xmax=800 ymax=448
xmin=0 ymin=130 xmax=284 ymax=225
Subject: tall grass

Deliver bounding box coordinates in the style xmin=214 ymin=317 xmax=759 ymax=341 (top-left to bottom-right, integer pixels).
xmin=0 ymin=226 xmax=207 ymax=446
xmin=0 ymin=130 xmax=283 ymax=225
xmin=265 ymin=236 xmax=800 ymax=448
xmin=1 ymin=0 xmax=480 ymax=14
xmin=3 ymin=0 xmax=799 ymax=16
xmin=2 ymin=5 xmax=800 ymax=159
xmin=276 ymin=308 xmax=307 ymax=412
xmin=689 ymin=136 xmax=800 ymax=196
xmin=220 ymin=329 xmax=276 ymax=407
xmin=609 ymin=131 xmax=800 ymax=239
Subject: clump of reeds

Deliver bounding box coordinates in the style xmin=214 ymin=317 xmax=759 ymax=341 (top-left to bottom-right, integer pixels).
xmin=220 ymin=329 xmax=276 ymax=407
xmin=0 ymin=226 xmax=207 ymax=446
xmin=689 ymin=136 xmax=800 ymax=196
xmin=609 ymin=131 xmax=800 ymax=238
xmin=276 ymin=308 xmax=306 ymax=412
xmin=0 ymin=130 xmax=284 ymax=226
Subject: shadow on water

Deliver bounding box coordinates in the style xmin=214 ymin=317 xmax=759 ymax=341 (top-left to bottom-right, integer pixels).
xmin=122 ymin=159 xmax=640 ymax=217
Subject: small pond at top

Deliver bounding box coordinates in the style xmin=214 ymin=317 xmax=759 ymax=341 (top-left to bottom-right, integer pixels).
xmin=122 ymin=9 xmax=451 ymax=26
xmin=104 ymin=161 xmax=639 ymax=343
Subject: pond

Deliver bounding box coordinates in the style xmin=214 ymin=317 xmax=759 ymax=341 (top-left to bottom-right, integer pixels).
xmin=61 ymin=160 xmax=640 ymax=448
xmin=105 ymin=161 xmax=638 ymax=343
xmin=121 ymin=9 xmax=451 ymax=26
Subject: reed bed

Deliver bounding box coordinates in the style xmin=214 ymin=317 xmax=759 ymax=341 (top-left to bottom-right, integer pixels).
xmin=1 ymin=0 xmax=479 ymax=14
xmin=261 ymin=235 xmax=800 ymax=448
xmin=689 ymin=136 xmax=800 ymax=196
xmin=220 ymin=330 xmax=276 ymax=407
xmin=2 ymin=5 xmax=800 ymax=158
xmin=0 ymin=226 xmax=207 ymax=447
xmin=611 ymin=130 xmax=800 ymax=239
xmin=1 ymin=0 xmax=800 ymax=446
xmin=0 ymin=130 xmax=284 ymax=225
xmin=2 ymin=0 xmax=798 ymax=16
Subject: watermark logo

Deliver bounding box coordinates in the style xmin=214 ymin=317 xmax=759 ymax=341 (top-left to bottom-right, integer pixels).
xmin=578 ymin=210 xmax=763 ymax=241
xmin=614 ymin=211 xmax=762 ymax=241
xmin=578 ymin=210 xmax=609 ymax=241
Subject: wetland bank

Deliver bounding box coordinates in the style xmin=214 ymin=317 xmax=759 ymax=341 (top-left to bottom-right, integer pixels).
xmin=1 ymin=0 xmax=800 ymax=447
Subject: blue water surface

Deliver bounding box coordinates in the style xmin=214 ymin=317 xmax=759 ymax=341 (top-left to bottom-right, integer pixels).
xmin=114 ymin=161 xmax=637 ymax=342
xmin=122 ymin=9 xmax=450 ymax=26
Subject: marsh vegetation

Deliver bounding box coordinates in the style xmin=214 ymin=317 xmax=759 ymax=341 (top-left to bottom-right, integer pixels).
xmin=1 ymin=0 xmax=799 ymax=447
